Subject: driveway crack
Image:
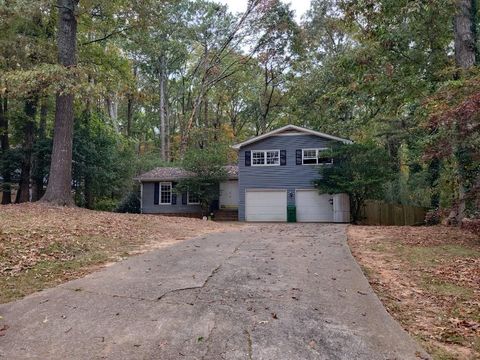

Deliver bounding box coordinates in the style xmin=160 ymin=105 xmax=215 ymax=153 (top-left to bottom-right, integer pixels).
xmin=61 ymin=287 xmax=150 ymax=302
xmin=245 ymin=329 xmax=253 ymax=360
xmin=201 ymin=316 xmax=218 ymax=360
xmin=158 ymin=239 xmax=247 ymax=302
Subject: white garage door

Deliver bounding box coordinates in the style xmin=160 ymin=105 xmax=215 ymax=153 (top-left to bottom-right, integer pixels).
xmin=245 ymin=189 xmax=287 ymax=222
xmin=296 ymin=190 xmax=334 ymax=222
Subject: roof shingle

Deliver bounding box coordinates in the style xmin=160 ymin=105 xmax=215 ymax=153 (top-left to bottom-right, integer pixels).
xmin=135 ymin=165 xmax=238 ymax=181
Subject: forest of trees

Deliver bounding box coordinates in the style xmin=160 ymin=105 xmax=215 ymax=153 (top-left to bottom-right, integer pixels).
xmin=0 ymin=0 xmax=479 ymax=222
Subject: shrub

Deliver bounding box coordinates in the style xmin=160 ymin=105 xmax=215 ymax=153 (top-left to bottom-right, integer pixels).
xmin=115 ymin=190 xmax=140 ymax=213
xmin=425 ymin=209 xmax=441 ymax=226
xmin=93 ymin=198 xmax=118 ymax=212
xmin=176 ymin=146 xmax=228 ymax=215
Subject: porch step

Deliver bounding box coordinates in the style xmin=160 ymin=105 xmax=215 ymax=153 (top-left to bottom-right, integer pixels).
xmin=214 ymin=209 xmax=238 ymax=221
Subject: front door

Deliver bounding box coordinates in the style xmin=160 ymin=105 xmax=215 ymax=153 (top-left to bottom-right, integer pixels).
xmin=220 ymin=180 xmax=239 ymax=208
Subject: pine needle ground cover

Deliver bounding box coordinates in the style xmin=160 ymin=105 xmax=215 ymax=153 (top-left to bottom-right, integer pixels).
xmin=0 ymin=204 xmax=233 ymax=304
xmin=348 ymin=226 xmax=480 ymax=360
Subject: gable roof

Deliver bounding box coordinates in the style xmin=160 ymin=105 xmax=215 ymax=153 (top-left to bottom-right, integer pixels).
xmin=231 ymin=124 xmax=352 ymax=150
xmin=135 ymin=165 xmax=238 ymax=182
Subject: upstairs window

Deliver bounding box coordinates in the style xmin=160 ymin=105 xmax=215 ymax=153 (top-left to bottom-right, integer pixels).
xmin=252 ymin=150 xmax=265 ymax=165
xmin=252 ymin=150 xmax=280 ymax=166
xmin=302 ymin=148 xmax=333 ymax=165
xmin=160 ymin=182 xmax=172 ymax=204
xmin=302 ymin=149 xmax=318 ymax=164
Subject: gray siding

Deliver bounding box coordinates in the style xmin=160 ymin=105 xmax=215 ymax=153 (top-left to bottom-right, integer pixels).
xmin=238 ymin=134 xmax=335 ymax=220
xmin=141 ymin=182 xmax=203 ymax=214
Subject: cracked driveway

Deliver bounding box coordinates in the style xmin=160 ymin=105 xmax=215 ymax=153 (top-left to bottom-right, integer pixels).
xmin=0 ymin=224 xmax=428 ymax=359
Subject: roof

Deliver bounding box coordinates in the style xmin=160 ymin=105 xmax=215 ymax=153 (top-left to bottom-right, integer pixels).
xmin=231 ymin=124 xmax=352 ymax=150
xmin=223 ymin=165 xmax=239 ymax=178
xmin=135 ymin=165 xmax=238 ymax=182
xmin=135 ymin=167 xmax=194 ymax=182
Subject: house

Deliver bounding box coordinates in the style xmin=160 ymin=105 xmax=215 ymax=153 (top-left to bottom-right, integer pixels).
xmin=135 ymin=165 xmax=238 ymax=216
xmin=136 ymin=124 xmax=351 ymax=222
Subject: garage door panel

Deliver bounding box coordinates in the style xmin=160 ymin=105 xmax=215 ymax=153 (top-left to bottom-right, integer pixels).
xmin=296 ymin=190 xmax=334 ymax=222
xmin=246 ymin=190 xmax=287 ymax=222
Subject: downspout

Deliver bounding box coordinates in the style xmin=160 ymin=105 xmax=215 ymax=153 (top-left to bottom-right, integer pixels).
xmin=140 ymin=181 xmax=143 ymax=214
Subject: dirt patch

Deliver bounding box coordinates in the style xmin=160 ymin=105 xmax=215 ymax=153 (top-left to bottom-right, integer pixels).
xmin=348 ymin=225 xmax=480 ymax=360
xmin=0 ymin=203 xmax=238 ymax=303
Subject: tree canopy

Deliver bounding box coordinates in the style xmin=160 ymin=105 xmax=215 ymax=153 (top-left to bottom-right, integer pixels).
xmin=314 ymin=143 xmax=394 ymax=223
xmin=0 ymin=0 xmax=478 ymax=221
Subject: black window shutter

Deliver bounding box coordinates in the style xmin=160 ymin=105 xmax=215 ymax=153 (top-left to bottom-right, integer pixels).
xmin=280 ymin=150 xmax=287 ymax=166
xmin=182 ymin=192 xmax=188 ymax=205
xmin=171 ymin=182 xmax=177 ymax=204
xmin=296 ymin=149 xmax=302 ymax=165
xmin=154 ymin=182 xmax=159 ymax=205
xmin=245 ymin=151 xmax=251 ymax=166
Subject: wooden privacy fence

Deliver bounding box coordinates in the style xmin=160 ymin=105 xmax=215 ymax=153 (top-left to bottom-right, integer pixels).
xmin=359 ymin=200 xmax=426 ymax=226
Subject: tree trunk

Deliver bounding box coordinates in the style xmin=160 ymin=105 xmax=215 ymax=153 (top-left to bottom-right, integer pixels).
xmin=204 ymin=95 xmax=208 ymax=128
xmin=454 ymin=0 xmax=477 ymax=69
xmin=428 ymin=157 xmax=440 ymax=209
xmin=159 ymin=55 xmax=167 ymax=161
xmin=126 ymin=66 xmax=137 ymax=137
xmin=31 ymin=99 xmax=48 ymax=201
xmin=16 ymin=98 xmax=37 ymax=203
xmin=41 ymin=0 xmax=78 ymax=206
xmin=166 ymin=88 xmax=171 ymax=162
xmin=180 ymin=93 xmax=203 ymax=155
xmin=82 ymin=108 xmax=94 ymax=209
xmin=126 ymin=95 xmax=133 ymax=137
xmin=213 ymin=99 xmax=221 ymax=141
xmin=451 ymin=0 xmax=477 ymax=223
xmin=0 ymin=96 xmax=11 ymax=205
xmin=84 ymin=174 xmax=93 ymax=209
xmin=106 ymin=94 xmax=119 ymax=132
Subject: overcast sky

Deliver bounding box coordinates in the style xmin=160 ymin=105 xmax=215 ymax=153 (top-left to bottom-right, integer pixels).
xmin=216 ymin=0 xmax=311 ymax=22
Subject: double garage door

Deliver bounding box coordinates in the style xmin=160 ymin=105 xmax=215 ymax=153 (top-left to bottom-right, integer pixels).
xmin=245 ymin=189 xmax=334 ymax=222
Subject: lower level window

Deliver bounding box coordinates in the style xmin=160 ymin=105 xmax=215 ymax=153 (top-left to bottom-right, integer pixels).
xmin=160 ymin=182 xmax=172 ymax=204
xmin=188 ymin=191 xmax=200 ymax=204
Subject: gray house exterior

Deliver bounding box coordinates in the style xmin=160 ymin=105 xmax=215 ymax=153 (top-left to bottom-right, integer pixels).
xmin=237 ymin=134 xmax=333 ymax=220
xmin=137 ymin=125 xmax=351 ymax=222
xmin=136 ymin=166 xmax=238 ymax=216
xmin=232 ymin=125 xmax=351 ymax=222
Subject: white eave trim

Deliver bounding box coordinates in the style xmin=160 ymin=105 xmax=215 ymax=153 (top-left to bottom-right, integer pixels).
xmin=231 ymin=125 xmax=352 ymax=150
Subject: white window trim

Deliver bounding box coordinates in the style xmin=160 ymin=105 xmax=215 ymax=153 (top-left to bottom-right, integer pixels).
xmin=159 ymin=182 xmax=172 ymax=205
xmin=251 ymin=149 xmax=281 ymax=167
xmin=187 ymin=191 xmax=200 ymax=205
xmin=302 ymin=148 xmax=333 ymax=165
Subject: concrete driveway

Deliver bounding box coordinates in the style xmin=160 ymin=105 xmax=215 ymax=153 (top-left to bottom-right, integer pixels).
xmin=0 ymin=224 xmax=428 ymax=359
